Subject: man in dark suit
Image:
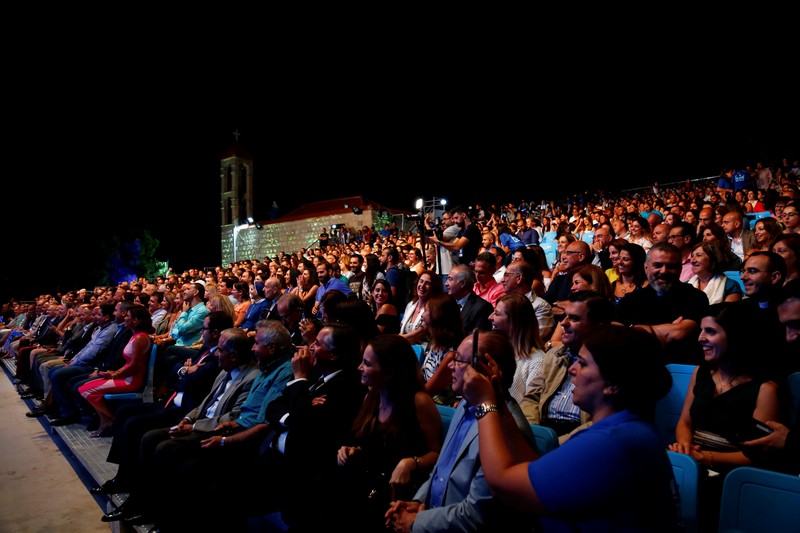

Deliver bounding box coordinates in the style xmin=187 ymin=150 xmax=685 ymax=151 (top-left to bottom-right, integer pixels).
xmin=254 ymin=322 xmax=367 ymax=530
xmin=445 ymin=264 xmax=493 ymax=332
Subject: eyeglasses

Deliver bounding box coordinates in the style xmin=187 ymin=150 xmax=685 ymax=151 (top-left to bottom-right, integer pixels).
xmin=563 ymin=250 xmax=582 ymax=255
xmin=200 ymin=326 xmax=211 ymax=331
xmin=452 ymin=357 xmax=472 ymax=365
xmin=667 ymin=234 xmax=686 ymax=240
xmin=740 ymin=267 xmax=769 ymax=275
xmin=782 ymin=211 xmax=799 ymax=218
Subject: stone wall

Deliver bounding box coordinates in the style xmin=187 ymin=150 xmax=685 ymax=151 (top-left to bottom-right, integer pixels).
xmin=221 ymin=208 xmax=378 ymax=264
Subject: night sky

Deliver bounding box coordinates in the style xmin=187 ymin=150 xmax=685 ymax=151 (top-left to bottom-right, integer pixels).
xmin=2 ymin=78 xmax=797 ymax=303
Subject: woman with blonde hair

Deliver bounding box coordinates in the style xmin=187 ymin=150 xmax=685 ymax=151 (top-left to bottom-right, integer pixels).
xmin=489 ymin=293 xmax=546 ymax=405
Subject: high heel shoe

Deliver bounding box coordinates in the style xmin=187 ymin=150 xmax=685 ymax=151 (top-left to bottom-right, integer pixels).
xmin=89 ymin=426 xmax=112 ymax=438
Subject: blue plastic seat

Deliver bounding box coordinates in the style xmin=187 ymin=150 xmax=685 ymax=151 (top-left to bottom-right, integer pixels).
xmin=542 ymin=231 xmax=557 ymax=244
xmin=654 ymin=364 xmax=696 ymax=446
xmin=747 ymin=210 xmax=773 ymax=230
xmin=530 ymin=424 xmax=559 ymax=456
xmin=436 ymin=404 xmax=456 ymax=435
xmin=411 ymin=344 xmax=425 ymax=366
xmin=580 ymin=231 xmax=594 ymax=244
xmin=104 ymin=343 xmax=158 ymax=403
xmin=667 ymin=451 xmax=699 ymax=533
xmin=724 ymin=270 xmax=745 ymax=294
xmin=718 ymin=466 xmax=800 ymax=533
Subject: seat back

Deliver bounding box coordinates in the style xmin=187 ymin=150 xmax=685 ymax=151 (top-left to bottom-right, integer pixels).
xmin=104 ymin=342 xmax=157 ymax=403
xmin=747 ymin=210 xmax=772 ymax=230
xmin=530 ymin=424 xmax=559 ymax=456
xmin=542 ymin=231 xmax=557 ymax=244
xmin=723 ymin=270 xmax=745 ymax=294
xmin=580 ymin=231 xmax=594 ymax=244
xmin=654 ymin=364 xmax=696 ymax=446
xmin=411 ymin=344 xmax=425 ymax=367
xmin=436 ymin=404 xmax=456 ymax=436
xmin=540 ymin=242 xmax=557 ymax=268
xmin=788 ymin=371 xmax=800 ymax=426
xmin=667 ymin=451 xmax=699 ymax=533
xmin=718 ymin=466 xmax=800 ymax=533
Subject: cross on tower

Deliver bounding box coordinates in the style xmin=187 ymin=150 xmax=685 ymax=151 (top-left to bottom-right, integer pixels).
xmin=233 ymin=129 xmax=241 ymax=142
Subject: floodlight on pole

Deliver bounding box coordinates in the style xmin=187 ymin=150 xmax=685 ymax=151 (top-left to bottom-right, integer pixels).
xmin=232 ymin=223 xmax=250 ymax=263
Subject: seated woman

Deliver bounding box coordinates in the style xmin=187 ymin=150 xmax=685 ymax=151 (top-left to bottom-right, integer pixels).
xmin=490 ymin=293 xmax=546 ymax=405
xmin=604 ymin=238 xmax=627 ymax=285
xmin=371 ymin=278 xmax=400 ymax=334
xmin=609 ymin=241 xmax=648 ymax=309
xmin=332 ymin=334 xmax=442 ymax=533
xmin=418 ymin=294 xmax=465 ymax=407
xmin=772 ymin=233 xmax=800 ymax=288
xmin=78 ymin=305 xmax=154 ymax=437
xmin=701 ymin=222 xmax=743 ymax=271
xmin=570 ymin=264 xmax=612 ymax=299
xmin=668 ymin=303 xmax=781 ymax=530
xmin=461 ymin=325 xmax=679 ymax=531
xmin=745 ymin=216 xmax=783 ymax=260
xmin=686 ymin=241 xmax=743 ymax=304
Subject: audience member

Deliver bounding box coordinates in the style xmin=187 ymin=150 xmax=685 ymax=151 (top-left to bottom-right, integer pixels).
xmin=444 ymin=264 xmax=492 ymax=333
xmin=687 ymin=241 xmax=744 ymax=304
xmin=385 ymin=330 xmax=535 ymax=533
xmin=78 ymin=304 xmax=153 ymax=437
xmin=522 ymin=291 xmax=614 ymax=439
xmin=330 ymin=334 xmax=443 ymax=533
xmin=462 ymin=325 xmax=678 ymax=531
xmin=418 ymin=294 xmax=465 ymax=407
xmin=400 ymin=270 xmax=443 ymax=343
xmin=668 ymin=303 xmax=781 ymax=530
xmin=615 ymin=242 xmax=709 ymax=365
xmin=371 ymin=278 xmax=401 ymax=334
xmin=500 ymin=260 xmax=555 ymax=342
xmin=490 ymin=293 xmax=546 ymax=406
xmin=472 ymin=251 xmax=505 ymax=308
xmin=772 ymin=233 xmax=800 ymax=288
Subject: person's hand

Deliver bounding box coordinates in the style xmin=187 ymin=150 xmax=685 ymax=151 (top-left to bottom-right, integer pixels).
xmin=291 ymin=346 xmax=314 ymax=380
xmin=311 ymin=394 xmax=327 ymax=406
xmin=337 ymin=445 xmax=359 ymax=466
xmin=385 ymin=501 xmax=422 ymax=533
xmin=389 ymin=458 xmax=416 ymax=493
xmin=667 ymin=441 xmax=693 ymax=455
xmin=461 ymin=356 xmax=499 ymax=406
xmin=742 ymin=421 xmax=789 ymax=450
xmin=169 ymin=422 xmax=192 ymax=438
xmin=200 ymin=435 xmax=224 ymax=449
xmin=299 ymin=319 xmax=317 ymax=344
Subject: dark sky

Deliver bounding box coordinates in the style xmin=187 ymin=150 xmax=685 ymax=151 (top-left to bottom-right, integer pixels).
xmin=2 ymin=81 xmax=797 ymax=303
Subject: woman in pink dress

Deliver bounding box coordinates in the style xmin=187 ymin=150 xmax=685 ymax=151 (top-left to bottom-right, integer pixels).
xmin=79 ymin=304 xmax=153 ymax=437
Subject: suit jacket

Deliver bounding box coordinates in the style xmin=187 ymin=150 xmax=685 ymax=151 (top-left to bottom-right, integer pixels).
xmin=259 ymin=299 xmax=280 ymax=322
xmin=185 ymin=362 xmax=260 ymax=432
xmin=412 ymin=400 xmax=533 ymax=532
xmin=172 ymin=347 xmax=222 ymax=414
xmin=95 ymin=325 xmax=134 ymax=371
xmin=740 ymin=229 xmax=756 ymax=254
xmin=460 ymin=292 xmax=493 ymax=332
xmin=264 ymin=368 xmax=366 ymax=473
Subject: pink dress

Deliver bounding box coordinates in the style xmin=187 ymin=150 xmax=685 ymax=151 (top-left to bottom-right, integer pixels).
xmin=79 ymin=332 xmax=150 ymax=410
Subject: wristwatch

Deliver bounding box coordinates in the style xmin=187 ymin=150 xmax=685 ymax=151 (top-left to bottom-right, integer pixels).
xmin=470 ymin=402 xmax=499 ymax=419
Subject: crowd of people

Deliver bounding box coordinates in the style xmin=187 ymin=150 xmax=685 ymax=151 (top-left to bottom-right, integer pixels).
xmin=1 ymin=164 xmax=799 ymax=532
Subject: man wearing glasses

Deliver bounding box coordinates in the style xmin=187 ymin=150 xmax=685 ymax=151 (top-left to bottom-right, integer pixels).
xmin=733 ymin=251 xmax=788 ymax=381
xmin=667 ymin=221 xmax=697 ymax=282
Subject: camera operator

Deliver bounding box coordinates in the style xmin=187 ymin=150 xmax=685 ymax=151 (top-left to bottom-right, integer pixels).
xmin=425 ymin=206 xmax=481 ymax=269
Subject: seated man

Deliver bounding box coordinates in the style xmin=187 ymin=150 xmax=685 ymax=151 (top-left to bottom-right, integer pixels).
xmin=615 ymin=242 xmax=709 ymax=365
xmin=385 ymin=330 xmax=535 ymax=533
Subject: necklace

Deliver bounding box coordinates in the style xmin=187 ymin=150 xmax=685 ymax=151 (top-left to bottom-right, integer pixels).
xmin=619 ymin=281 xmax=636 ymax=295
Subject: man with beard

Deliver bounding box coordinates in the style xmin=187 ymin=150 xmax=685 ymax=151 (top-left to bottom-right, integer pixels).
xmin=426 ymin=206 xmax=481 ymax=268
xmin=615 ymin=242 xmax=709 ymax=365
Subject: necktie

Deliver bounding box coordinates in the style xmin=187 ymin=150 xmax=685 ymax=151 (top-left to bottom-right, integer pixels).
xmin=164 ymin=391 xmax=178 ymax=408
xmin=205 ymin=374 xmax=231 ymax=417
xmin=309 ymin=376 xmax=326 ymax=393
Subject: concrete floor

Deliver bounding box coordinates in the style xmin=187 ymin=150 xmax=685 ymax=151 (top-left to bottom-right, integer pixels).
xmin=0 ymin=358 xmax=112 ymax=533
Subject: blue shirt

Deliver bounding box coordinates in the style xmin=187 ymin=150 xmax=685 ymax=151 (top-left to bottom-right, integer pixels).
xmin=529 ymin=410 xmax=678 ymax=531
xmin=170 ymin=302 xmax=210 ymax=346
xmin=234 ymin=355 xmax=294 ymax=429
xmin=314 ymin=277 xmax=353 ymax=317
